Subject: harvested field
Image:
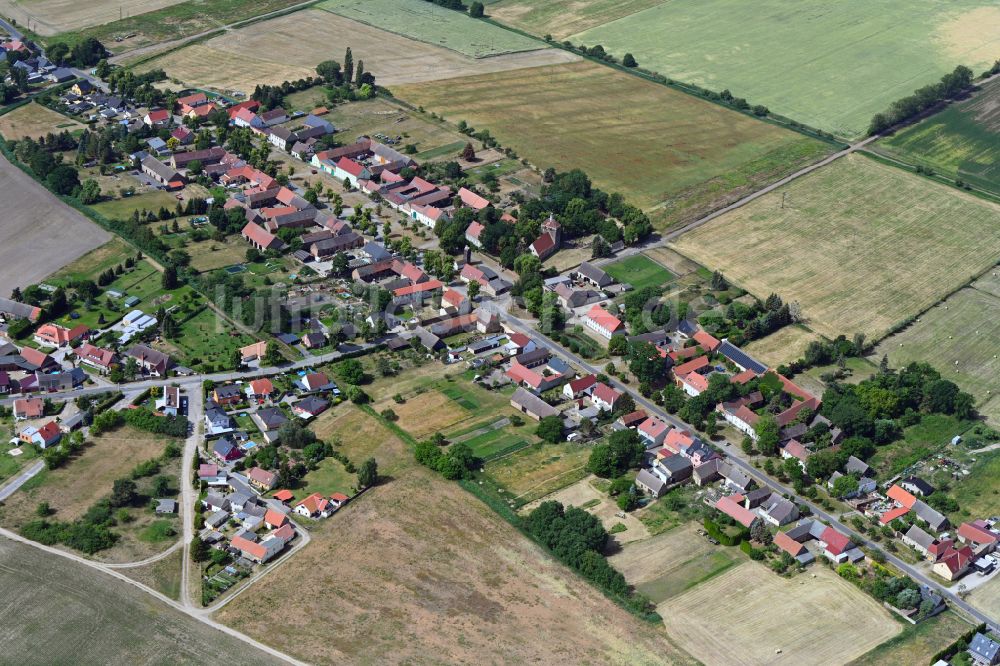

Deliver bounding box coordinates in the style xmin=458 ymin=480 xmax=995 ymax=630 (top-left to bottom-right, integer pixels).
xmin=396 ymin=61 xmax=829 ymax=224
xmin=524 ymin=475 xmax=649 ymax=544
xmin=877 ymin=77 xmax=1000 ymax=195
xmin=489 ymin=0 xmax=664 ymax=40
xmin=673 ymin=154 xmax=1000 ymax=340
xmin=0 ymin=537 xmax=281 ymax=664
xmin=660 ymin=562 xmax=900 ymax=665
xmin=0 ymin=427 xmax=169 ymax=528
xmin=571 ymin=0 xmax=1000 ymax=138
xmin=875 ymin=283 xmax=1000 ymax=415
xmin=849 ymin=611 xmax=973 ymax=666
xmin=743 ymin=325 xmax=822 ymax=368
xmin=0 ymin=0 xmax=182 ymax=35
xmin=0 ymin=101 xmax=85 ymax=140
xmin=319 ymin=0 xmax=544 ymax=58
xmin=135 ymin=9 xmax=578 ymax=96
xmin=0 ymin=152 xmax=110 ymax=291
xmin=216 ymin=461 xmax=693 ymax=664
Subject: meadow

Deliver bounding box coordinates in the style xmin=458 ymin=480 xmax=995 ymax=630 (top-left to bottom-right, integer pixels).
xmin=877 ymin=78 xmax=1000 ymax=194
xmin=743 ymin=325 xmax=822 ymax=368
xmin=135 ymin=8 xmax=576 ymax=96
xmin=487 ymin=0 xmax=663 ymax=41
xmin=673 ymin=154 xmax=1000 ymax=340
xmin=0 ymin=539 xmax=281 ymax=664
xmin=603 ymin=254 xmax=674 ymax=291
xmin=319 ymin=0 xmax=545 ymax=58
xmin=661 ymin=563 xmax=900 ymax=665
xmin=875 ymin=279 xmax=1000 ymax=423
xmin=155 ymin=306 xmax=254 ymax=370
xmin=396 ymin=61 xmax=830 ymax=226
xmin=570 ymin=0 xmax=1000 ymax=138
xmin=0 ymin=152 xmax=110 ymax=292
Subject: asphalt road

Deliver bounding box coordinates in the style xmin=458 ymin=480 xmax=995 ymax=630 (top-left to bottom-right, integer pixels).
xmin=0 ymin=460 xmax=44 ymax=501
xmin=499 ymin=311 xmax=999 ymax=630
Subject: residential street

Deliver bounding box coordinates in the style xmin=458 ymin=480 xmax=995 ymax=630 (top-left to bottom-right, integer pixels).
xmin=498 ymin=311 xmax=1000 ymax=631
xmin=179 ymin=382 xmax=204 ymax=609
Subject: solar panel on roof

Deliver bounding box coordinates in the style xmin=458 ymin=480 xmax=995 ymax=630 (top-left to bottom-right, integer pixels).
xmin=718 ymin=341 xmax=767 ymax=374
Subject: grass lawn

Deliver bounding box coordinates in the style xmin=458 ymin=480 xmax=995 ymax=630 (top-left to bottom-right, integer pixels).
xmin=876 ymin=77 xmax=1000 ymax=195
xmin=869 ymin=415 xmax=975 ymax=479
xmin=634 ymin=485 xmax=705 ymax=536
xmin=139 ymin=519 xmax=180 ymax=543
xmin=674 ymin=154 xmax=1000 ymax=340
xmin=604 ymin=254 xmax=674 ymax=290
xmin=876 ymin=281 xmax=1000 ymax=423
xmin=395 ymin=60 xmax=830 ymax=227
xmin=570 ymin=0 xmax=1000 ymax=138
xmin=186 ymin=235 xmax=250 ymax=272
xmin=122 ymin=547 xmax=183 ymax=601
xmin=636 ymin=549 xmax=740 ymax=604
xmin=318 ymin=0 xmax=546 ymax=58
xmin=848 ymin=611 xmax=972 ymax=666
xmin=90 ymin=189 xmax=191 ymax=221
xmin=460 ymin=428 xmax=531 ymax=461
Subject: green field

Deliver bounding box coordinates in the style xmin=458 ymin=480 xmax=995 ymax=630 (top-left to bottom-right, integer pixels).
xmin=0 ymin=537 xmax=282 ymax=664
xmin=318 ymin=0 xmax=546 ymax=58
xmin=460 ymin=428 xmax=530 ymax=460
xmin=396 ymin=61 xmax=830 ymax=226
xmin=290 ymin=456 xmax=355 ymax=502
xmin=878 ymin=78 xmax=1000 ymax=194
xmin=876 ymin=279 xmax=1000 ymax=422
xmin=674 ymin=154 xmax=1000 ymax=340
xmin=488 ymin=0 xmax=663 ymax=41
xmin=869 ymin=415 xmax=975 ymax=478
xmin=635 ymin=549 xmax=740 ymax=604
xmin=0 ymin=446 xmax=40 ymax=484
xmin=948 ymin=451 xmax=1000 ymax=534
xmin=569 ymin=0 xmax=1000 ymax=138
xmin=604 ymin=254 xmax=674 ymax=290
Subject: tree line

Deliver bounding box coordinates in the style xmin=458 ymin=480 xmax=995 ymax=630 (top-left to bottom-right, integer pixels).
xmin=868 ymin=65 xmax=974 ymax=135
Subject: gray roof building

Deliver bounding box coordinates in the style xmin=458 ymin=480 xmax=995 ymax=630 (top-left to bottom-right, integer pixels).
xmin=969 ymin=633 xmax=1000 ymax=665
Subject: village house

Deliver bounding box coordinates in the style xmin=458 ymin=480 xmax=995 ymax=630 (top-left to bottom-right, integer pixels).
xmin=902 ymin=524 xmax=937 ymax=559
xmin=591 ymin=382 xmax=623 ymax=412
xmin=292 ymin=396 xmax=329 ymax=419
xmin=562 ymin=374 xmax=597 ymax=400
xmin=198 ymin=463 xmax=228 ymax=486
xmin=957 ymin=521 xmax=999 ymax=554
xmin=229 ymin=532 xmax=287 ymax=564
xmin=715 ymin=495 xmax=760 ymax=529
xmin=126 ymin=345 xmax=172 ymax=376
xmin=34 ymin=322 xmax=88 ymax=347
xmin=933 ymin=543 xmax=974 ymax=581
xmin=294 ymin=492 xmax=337 ymax=519
xmin=529 ymin=216 xmax=561 ymax=260
xmin=635 ymin=468 xmax=667 ymax=498
xmin=240 ymin=341 xmax=268 ymax=364
xmin=141 ymin=155 xmax=184 ymax=190
xmin=156 ymin=385 xmax=181 ymax=416
xmin=583 ymin=304 xmax=625 ymax=339
xmin=212 ymin=438 xmax=243 ymax=463
xmin=74 ymin=343 xmax=116 ymax=374
xmin=900 ymin=476 xmax=935 ymax=497
xmin=573 ymin=262 xmax=614 ymax=289
xmin=212 ymin=384 xmax=243 ymax=407
xmin=252 ymin=407 xmax=288 ymax=443
xmin=774 ymin=531 xmax=815 ymax=564
xmin=247 ymin=467 xmax=279 ymax=492
xmin=510 ymin=387 xmax=558 ymax=421
xmin=204 ymin=401 xmax=234 ymax=436
xmin=13 ymin=397 xmax=44 ymax=420
xmin=19 ymin=421 xmax=61 ymax=448
xmin=638 ymin=417 xmax=670 ymax=447
xmin=247 ymin=378 xmax=275 ymax=404
xmin=969 ymin=633 xmax=1000 ymax=666
xmin=758 ymin=494 xmax=799 ymax=526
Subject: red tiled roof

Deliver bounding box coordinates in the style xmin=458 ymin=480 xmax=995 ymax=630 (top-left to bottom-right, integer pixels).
xmin=248 ymin=467 xmax=277 ymax=486
xmin=715 ymin=495 xmax=758 ymax=528
xmin=505 ymin=362 xmax=547 ymax=390
xmin=393 ymin=280 xmax=444 ymax=297
xmin=820 ymin=526 xmax=852 ymax=555
xmin=330 ymin=492 xmax=349 ymax=502
xmin=146 ymin=109 xmax=170 ymax=122
xmin=679 ymin=371 xmax=709 ymax=393
xmin=177 ymin=92 xmax=207 ymax=107
xmin=887 ymin=484 xmax=918 ymax=509
xmin=958 ymin=521 xmax=999 ymax=545
xmin=242 ymin=222 xmax=281 ymax=249
xmin=272 ymin=524 xmax=295 ymax=541
xmin=692 ymin=330 xmax=721 ymax=352
xmin=442 ymin=289 xmax=466 ymax=307
xmin=458 ymin=187 xmax=490 ymax=210
xmin=731 ymin=369 xmax=757 ymax=385
xmin=939 ymin=544 xmax=974 ymax=573
xmin=530 ymin=232 xmax=555 ymax=256
xmin=249 ymin=378 xmax=274 ymax=396
xmin=466 ymin=221 xmax=485 ymax=239
xmin=585 ymin=305 xmax=623 ymax=333
xmin=592 ymin=382 xmax=621 ymax=406
xmin=14 ymin=397 xmax=43 ymax=417
xmin=336 ymin=157 xmax=366 ymax=177
xmin=880 ymin=506 xmax=911 ymax=525
xmin=619 ymin=409 xmax=648 ymax=427
xmin=264 ymin=508 xmax=288 ymax=529
xmin=230 ymin=535 xmax=268 ymax=560
xmin=508 ymin=333 xmax=530 ymax=348
xmin=664 ymin=429 xmax=695 ymax=454
xmin=639 ymin=417 xmax=669 ymax=439
xmin=296 ymin=492 xmax=329 ymax=515
xmin=567 ymin=374 xmax=596 ymax=394
xmin=273 ymin=489 xmax=294 ymax=502
xmin=774 ymin=531 xmax=806 ymax=557
xmin=782 ymin=439 xmax=811 ymax=461
xmin=673 ymin=355 xmax=710 ymax=377
xmin=37 ymin=421 xmax=61 ymax=442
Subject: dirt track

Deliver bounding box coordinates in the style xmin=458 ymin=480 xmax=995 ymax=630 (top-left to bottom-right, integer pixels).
xmin=0 ymin=153 xmax=110 ymax=291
